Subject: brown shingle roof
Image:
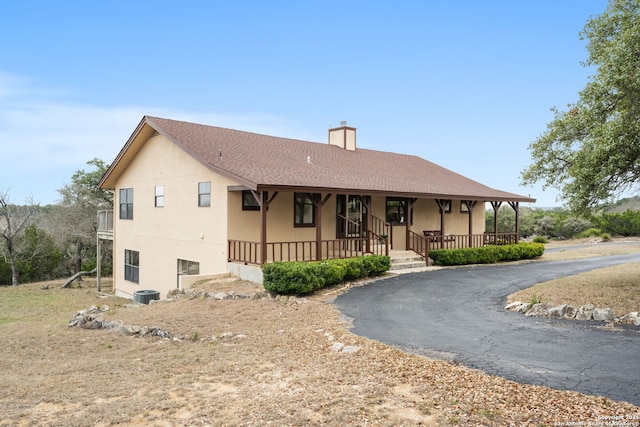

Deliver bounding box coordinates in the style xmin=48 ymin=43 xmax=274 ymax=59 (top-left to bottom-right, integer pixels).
xmin=101 ymin=116 xmax=535 ymax=202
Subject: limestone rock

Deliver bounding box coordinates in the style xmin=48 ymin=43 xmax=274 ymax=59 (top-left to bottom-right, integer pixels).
xmin=576 ymin=304 xmax=595 ymax=321
xmin=564 ymin=305 xmax=578 ymax=319
xmin=341 ymin=345 xmax=360 ymax=354
xmin=592 ymin=308 xmax=614 ymax=322
xmin=525 ymin=302 xmax=554 ymax=317
xmin=548 ymin=304 xmax=568 ymax=319
xmin=505 ymin=301 xmax=524 ymax=311
xmin=620 ymin=312 xmax=638 ymax=324
xmin=331 ymin=342 xmax=345 ymax=352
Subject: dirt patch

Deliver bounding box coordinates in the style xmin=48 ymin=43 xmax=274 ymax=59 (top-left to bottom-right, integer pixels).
xmin=1 ymin=244 xmax=640 ymax=426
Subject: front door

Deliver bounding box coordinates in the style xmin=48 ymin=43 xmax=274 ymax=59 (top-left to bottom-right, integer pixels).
xmin=336 ymin=195 xmax=367 ymax=238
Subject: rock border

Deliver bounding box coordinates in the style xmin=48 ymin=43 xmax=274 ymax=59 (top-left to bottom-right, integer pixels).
xmin=505 ymin=301 xmax=640 ymax=326
xmin=166 ymin=287 xmax=306 ymax=303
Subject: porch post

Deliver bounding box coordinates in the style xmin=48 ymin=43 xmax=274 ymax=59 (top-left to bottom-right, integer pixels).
xmin=96 ymin=235 xmax=101 ymax=292
xmin=465 ymin=200 xmax=477 ymax=247
xmin=311 ymin=194 xmax=332 ymax=261
xmin=405 ymin=198 xmax=416 ymax=250
xmin=362 ymin=196 xmax=372 ymax=254
xmin=260 ymin=191 xmax=267 ymax=265
xmin=508 ymin=201 xmax=520 ymax=244
xmin=435 ymin=199 xmax=448 ymax=249
xmin=491 ymin=201 xmax=502 ymax=244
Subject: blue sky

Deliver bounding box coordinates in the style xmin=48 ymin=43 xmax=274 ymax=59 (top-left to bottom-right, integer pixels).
xmin=0 ymin=1 xmax=608 ymax=207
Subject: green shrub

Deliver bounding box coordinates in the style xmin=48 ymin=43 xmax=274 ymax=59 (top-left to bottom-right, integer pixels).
xmin=577 ymin=228 xmax=602 ymax=238
xmin=262 ymin=255 xmax=390 ymax=295
xmin=362 ymin=255 xmax=391 ymax=276
xmin=601 ymin=232 xmax=612 ymax=241
xmin=429 ymin=243 xmax=544 ymax=266
xmin=532 ymin=235 xmax=548 ymax=243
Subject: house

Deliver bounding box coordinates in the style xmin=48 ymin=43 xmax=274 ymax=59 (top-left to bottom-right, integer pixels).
xmin=98 ymin=116 xmax=535 ymax=300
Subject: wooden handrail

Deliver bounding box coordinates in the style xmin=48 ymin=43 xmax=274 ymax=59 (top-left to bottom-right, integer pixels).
xmin=229 ymin=233 xmax=519 ymax=265
xmin=371 ymin=215 xmax=392 ymax=246
xmin=407 ymin=230 xmax=428 ymax=264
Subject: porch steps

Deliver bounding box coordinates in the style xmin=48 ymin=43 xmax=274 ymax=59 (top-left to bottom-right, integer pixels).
xmin=389 ymin=250 xmax=430 ymax=273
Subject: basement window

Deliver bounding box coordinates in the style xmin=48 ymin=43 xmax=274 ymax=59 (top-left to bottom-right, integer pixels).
xmin=124 ymin=249 xmax=139 ymax=283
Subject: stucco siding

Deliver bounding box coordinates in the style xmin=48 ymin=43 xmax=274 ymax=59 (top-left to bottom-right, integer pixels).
xmin=113 ymin=134 xmax=239 ymax=299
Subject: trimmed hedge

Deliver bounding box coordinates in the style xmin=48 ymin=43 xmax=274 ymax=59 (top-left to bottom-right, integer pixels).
xmin=262 ymin=255 xmax=391 ymax=295
xmin=429 ymin=242 xmax=544 ymax=266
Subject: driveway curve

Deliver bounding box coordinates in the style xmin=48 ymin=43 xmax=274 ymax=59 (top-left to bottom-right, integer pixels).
xmin=334 ymin=253 xmax=640 ymax=406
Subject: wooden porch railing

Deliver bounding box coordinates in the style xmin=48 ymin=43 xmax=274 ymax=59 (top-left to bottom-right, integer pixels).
xmin=427 ymin=232 xmax=518 ymax=249
xmin=407 ymin=231 xmax=519 ymax=265
xmin=229 ymin=232 xmax=517 ymax=266
xmin=407 ymin=230 xmax=428 ymax=262
xmin=370 ymin=215 xmax=392 ymax=244
xmin=228 ymin=233 xmax=389 ymax=265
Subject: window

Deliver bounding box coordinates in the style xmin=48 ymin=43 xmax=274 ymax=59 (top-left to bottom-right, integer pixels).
xmin=294 ymin=193 xmax=317 ymax=227
xmin=242 ymin=190 xmax=260 ymax=211
xmin=119 ymin=188 xmax=133 ymax=219
xmin=177 ymin=259 xmax=200 ymax=288
xmin=155 ymin=186 xmax=164 ymax=207
xmin=124 ymin=249 xmax=139 ymax=283
xmin=198 ymin=181 xmax=211 ymax=207
xmin=178 ymin=259 xmax=200 ymax=276
xmin=460 ymin=200 xmax=476 ymax=214
xmin=439 ymin=199 xmax=452 ymax=214
xmin=386 ymin=197 xmax=412 ymax=224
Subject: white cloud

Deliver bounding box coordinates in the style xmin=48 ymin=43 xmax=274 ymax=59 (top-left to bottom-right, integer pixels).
xmin=0 ymin=71 xmax=303 ymax=204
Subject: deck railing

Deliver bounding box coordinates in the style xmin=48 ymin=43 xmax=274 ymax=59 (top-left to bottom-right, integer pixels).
xmin=229 ymin=232 xmax=517 ymax=266
xmin=228 ymin=233 xmax=389 ymax=265
xmin=407 ymin=231 xmax=519 ymax=264
xmin=407 ymin=230 xmax=429 ymax=262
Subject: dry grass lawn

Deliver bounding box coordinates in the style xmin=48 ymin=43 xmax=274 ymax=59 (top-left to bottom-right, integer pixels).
xmin=1 ymin=239 xmax=639 ymax=426
xmin=509 ymin=238 xmax=640 ymax=316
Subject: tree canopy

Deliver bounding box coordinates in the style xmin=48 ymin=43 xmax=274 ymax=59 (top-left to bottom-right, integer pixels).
xmin=521 ymin=0 xmax=640 ymax=214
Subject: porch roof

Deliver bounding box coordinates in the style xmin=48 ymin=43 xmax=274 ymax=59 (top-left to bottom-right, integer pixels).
xmin=100 ymin=116 xmax=535 ymax=203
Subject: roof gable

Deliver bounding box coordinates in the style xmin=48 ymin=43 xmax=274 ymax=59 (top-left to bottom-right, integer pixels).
xmin=99 ymin=116 xmax=535 ymax=202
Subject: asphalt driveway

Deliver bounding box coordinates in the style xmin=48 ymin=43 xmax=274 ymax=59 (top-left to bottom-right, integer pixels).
xmin=334 ymin=253 xmax=640 ymax=406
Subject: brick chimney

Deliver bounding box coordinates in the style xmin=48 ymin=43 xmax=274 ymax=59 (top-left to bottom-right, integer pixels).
xmin=328 ymin=121 xmax=356 ymax=151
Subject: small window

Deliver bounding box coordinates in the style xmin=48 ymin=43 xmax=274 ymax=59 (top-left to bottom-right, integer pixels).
xmin=198 ymin=181 xmax=211 ymax=207
xmin=386 ymin=197 xmax=412 ymax=224
xmin=124 ymin=249 xmax=139 ymax=283
xmin=439 ymin=199 xmax=452 ymax=214
xmin=242 ymin=190 xmax=260 ymax=211
xmin=178 ymin=259 xmax=200 ymax=276
xmin=155 ymin=185 xmax=164 ymax=207
xmin=294 ymin=193 xmax=316 ymax=227
xmin=119 ymin=188 xmax=133 ymax=220
xmin=460 ymin=200 xmax=469 ymax=213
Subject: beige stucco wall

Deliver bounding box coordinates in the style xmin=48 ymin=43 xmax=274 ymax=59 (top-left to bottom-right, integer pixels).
xmin=227 ymin=194 xmax=487 ymax=252
xmin=110 ymin=130 xmax=493 ymax=299
xmin=113 ymin=134 xmax=240 ymax=300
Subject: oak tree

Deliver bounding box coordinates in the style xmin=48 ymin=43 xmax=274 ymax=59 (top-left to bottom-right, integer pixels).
xmin=521 ymin=0 xmax=640 ymax=214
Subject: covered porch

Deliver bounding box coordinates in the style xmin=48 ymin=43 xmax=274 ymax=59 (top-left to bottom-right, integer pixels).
xmin=227 ymin=188 xmax=522 ymax=266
